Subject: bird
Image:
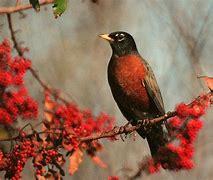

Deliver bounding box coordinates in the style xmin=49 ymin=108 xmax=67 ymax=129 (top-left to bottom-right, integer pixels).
xmin=99 ymin=31 xmax=168 ymax=157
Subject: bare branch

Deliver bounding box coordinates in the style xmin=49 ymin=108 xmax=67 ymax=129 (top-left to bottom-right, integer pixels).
xmin=0 ymin=0 xmax=54 ymax=14
xmin=80 ymin=111 xmax=176 ymax=142
xmin=6 ymin=13 xmax=74 ymax=104
xmin=6 ymin=14 xmax=23 ymax=56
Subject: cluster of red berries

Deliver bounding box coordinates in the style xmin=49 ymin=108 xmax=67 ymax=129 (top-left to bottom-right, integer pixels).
xmin=108 ymin=176 xmax=119 ymax=180
xmin=33 ymin=149 xmax=63 ymax=177
xmin=55 ymin=104 xmax=114 ymax=137
xmin=44 ymin=91 xmax=114 ymax=145
xmin=0 ymin=38 xmax=211 ymax=179
xmin=4 ymin=139 xmax=36 ymax=179
xmin=142 ymin=94 xmax=211 ymax=174
xmin=0 ymin=39 xmax=38 ymax=125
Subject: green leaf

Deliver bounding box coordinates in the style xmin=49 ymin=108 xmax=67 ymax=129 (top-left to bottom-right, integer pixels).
xmin=53 ymin=0 xmax=68 ymax=18
xmin=29 ymin=0 xmax=40 ymax=12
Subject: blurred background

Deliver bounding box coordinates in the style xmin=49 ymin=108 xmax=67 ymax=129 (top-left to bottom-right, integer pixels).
xmin=0 ymin=0 xmax=212 ymax=179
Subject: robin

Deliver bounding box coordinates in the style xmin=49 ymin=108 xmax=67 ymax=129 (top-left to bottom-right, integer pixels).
xmin=99 ymin=31 xmax=168 ymax=157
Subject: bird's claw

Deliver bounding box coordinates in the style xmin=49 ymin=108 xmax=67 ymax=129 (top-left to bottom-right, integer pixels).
xmin=138 ymin=119 xmax=150 ymax=126
xmin=138 ymin=119 xmax=151 ymax=131
xmin=119 ymin=126 xmax=124 ymax=133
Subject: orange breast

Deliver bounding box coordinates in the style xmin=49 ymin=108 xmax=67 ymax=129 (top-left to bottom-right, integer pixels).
xmin=114 ymin=54 xmax=150 ymax=107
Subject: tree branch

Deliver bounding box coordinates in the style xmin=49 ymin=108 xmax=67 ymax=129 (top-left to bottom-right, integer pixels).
xmin=80 ymin=111 xmax=176 ymax=142
xmin=3 ymin=6 xmax=212 ymax=153
xmin=0 ymin=0 xmax=54 ymax=14
xmin=6 ymin=13 xmax=72 ymax=104
xmin=81 ymin=92 xmax=212 ymax=142
xmin=0 ymin=91 xmax=211 ymax=142
xmin=0 ymin=111 xmax=180 ymax=142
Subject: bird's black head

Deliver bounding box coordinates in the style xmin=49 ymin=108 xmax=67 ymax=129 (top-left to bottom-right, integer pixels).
xmin=99 ymin=31 xmax=138 ymax=57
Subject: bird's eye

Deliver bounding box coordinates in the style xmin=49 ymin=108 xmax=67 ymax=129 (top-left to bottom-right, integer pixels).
xmin=115 ymin=33 xmax=125 ymax=42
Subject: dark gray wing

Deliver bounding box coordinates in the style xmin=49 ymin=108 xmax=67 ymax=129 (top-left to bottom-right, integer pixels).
xmin=143 ymin=63 xmax=165 ymax=115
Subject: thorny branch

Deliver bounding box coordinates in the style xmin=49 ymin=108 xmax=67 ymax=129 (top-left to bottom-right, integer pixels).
xmin=0 ymin=0 xmax=54 ymax=14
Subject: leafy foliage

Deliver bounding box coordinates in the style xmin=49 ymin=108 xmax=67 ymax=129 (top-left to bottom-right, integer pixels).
xmin=53 ymin=0 xmax=68 ymax=18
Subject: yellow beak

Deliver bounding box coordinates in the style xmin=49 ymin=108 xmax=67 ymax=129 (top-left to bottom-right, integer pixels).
xmin=98 ymin=34 xmax=114 ymax=42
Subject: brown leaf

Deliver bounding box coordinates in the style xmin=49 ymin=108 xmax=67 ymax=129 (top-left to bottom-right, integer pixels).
xmin=0 ymin=126 xmax=10 ymax=140
xmin=91 ymin=156 xmax=107 ymax=168
xmin=36 ymin=175 xmax=46 ymax=180
xmin=69 ymin=148 xmax=83 ymax=175
xmin=198 ymin=76 xmax=213 ymax=91
xmin=44 ymin=92 xmax=56 ymax=123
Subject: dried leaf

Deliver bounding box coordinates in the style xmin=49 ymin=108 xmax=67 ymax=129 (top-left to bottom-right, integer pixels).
xmin=91 ymin=156 xmax=107 ymax=168
xmin=36 ymin=175 xmax=46 ymax=180
xmin=198 ymin=76 xmax=213 ymax=91
xmin=69 ymin=148 xmax=83 ymax=175
xmin=44 ymin=94 xmax=55 ymax=122
xmin=0 ymin=126 xmax=10 ymax=140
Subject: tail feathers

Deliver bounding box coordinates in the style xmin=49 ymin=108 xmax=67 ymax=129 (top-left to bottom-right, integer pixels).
xmin=137 ymin=124 xmax=168 ymax=157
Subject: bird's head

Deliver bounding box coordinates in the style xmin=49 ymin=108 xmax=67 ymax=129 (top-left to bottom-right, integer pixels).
xmin=99 ymin=31 xmax=138 ymax=57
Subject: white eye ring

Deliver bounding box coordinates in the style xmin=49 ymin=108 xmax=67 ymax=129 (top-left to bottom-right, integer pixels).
xmin=117 ymin=33 xmax=125 ymax=41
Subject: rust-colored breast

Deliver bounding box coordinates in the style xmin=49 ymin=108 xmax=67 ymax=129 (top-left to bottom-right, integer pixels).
xmin=109 ymin=54 xmax=150 ymax=111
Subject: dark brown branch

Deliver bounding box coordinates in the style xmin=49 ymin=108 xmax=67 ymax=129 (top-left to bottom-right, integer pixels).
xmin=28 ymin=67 xmax=70 ymax=104
xmin=6 ymin=13 xmax=72 ymax=104
xmin=0 ymin=0 xmax=54 ymax=14
xmin=80 ymin=111 xmax=176 ymax=142
xmin=6 ymin=14 xmax=23 ymax=56
xmin=0 ymin=130 xmax=60 ymax=142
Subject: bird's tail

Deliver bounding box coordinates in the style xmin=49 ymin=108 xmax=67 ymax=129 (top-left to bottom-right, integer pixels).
xmin=137 ymin=123 xmax=168 ymax=157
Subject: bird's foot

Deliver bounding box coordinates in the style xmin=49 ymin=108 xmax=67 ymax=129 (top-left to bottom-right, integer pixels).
xmin=138 ymin=118 xmax=150 ymax=126
xmin=118 ymin=121 xmax=134 ymax=141
xmin=138 ymin=118 xmax=151 ymax=131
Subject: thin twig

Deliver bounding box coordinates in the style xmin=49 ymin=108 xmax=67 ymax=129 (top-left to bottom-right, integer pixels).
xmin=0 ymin=0 xmax=54 ymax=14
xmin=0 ymin=129 xmax=61 ymax=142
xmin=6 ymin=14 xmax=23 ymax=56
xmin=6 ymin=13 xmax=72 ymax=104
